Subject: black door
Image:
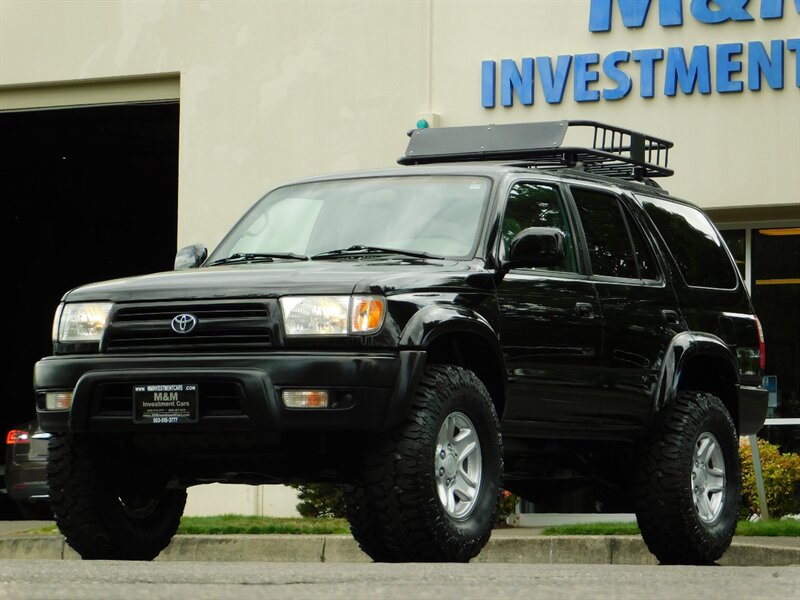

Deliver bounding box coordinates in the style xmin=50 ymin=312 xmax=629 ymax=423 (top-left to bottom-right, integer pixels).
xmin=495 ymin=181 xmax=603 ymax=429
xmin=569 ymin=186 xmax=684 ymax=430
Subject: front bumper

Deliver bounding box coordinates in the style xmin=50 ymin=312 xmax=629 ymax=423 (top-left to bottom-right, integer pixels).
xmin=34 ymin=351 xmax=426 ymax=434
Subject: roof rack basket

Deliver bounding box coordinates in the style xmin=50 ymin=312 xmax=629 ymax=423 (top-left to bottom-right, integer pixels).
xmin=398 ymin=120 xmax=673 ymax=180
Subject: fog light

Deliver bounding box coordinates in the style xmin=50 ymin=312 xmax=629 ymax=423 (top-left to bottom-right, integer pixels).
xmin=45 ymin=391 xmax=73 ymax=410
xmin=282 ymin=390 xmax=329 ymax=408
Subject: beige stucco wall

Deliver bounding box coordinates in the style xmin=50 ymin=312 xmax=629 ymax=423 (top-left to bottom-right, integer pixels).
xmin=2 ymin=1 xmax=797 ymax=250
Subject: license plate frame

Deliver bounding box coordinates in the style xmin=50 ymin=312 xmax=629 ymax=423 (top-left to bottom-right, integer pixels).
xmin=133 ymin=384 xmax=198 ymax=424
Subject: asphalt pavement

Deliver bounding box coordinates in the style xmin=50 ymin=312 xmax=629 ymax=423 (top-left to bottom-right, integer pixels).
xmin=0 ymin=521 xmax=797 ymax=566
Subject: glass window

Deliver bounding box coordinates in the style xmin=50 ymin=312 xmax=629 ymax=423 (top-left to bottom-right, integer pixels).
xmin=571 ymin=187 xmax=637 ymax=279
xmin=638 ymin=195 xmax=737 ymax=289
xmin=210 ymin=176 xmax=491 ymax=260
xmin=501 ymin=183 xmax=577 ymax=272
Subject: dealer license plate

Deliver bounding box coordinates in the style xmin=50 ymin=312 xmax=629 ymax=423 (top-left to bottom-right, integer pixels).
xmin=133 ymin=384 xmax=198 ymax=424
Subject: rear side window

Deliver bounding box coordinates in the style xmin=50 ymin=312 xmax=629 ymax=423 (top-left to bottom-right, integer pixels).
xmin=571 ymin=187 xmax=659 ymax=280
xmin=638 ymin=195 xmax=737 ymax=289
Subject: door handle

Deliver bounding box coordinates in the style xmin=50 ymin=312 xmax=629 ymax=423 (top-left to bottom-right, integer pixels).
xmin=661 ymin=309 xmax=680 ymax=325
xmin=575 ymin=302 xmax=595 ymax=319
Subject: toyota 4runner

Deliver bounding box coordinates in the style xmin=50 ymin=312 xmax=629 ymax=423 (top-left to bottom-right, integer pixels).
xmin=34 ymin=121 xmax=768 ymax=564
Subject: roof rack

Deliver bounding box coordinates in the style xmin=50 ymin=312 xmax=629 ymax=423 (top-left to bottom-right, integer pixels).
xmin=398 ymin=120 xmax=673 ymax=180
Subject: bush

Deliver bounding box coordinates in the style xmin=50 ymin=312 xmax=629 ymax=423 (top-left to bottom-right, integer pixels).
xmin=497 ymin=489 xmax=519 ymax=524
xmin=290 ymin=484 xmax=346 ymax=518
xmin=739 ymin=438 xmax=800 ymax=519
xmin=292 ymin=483 xmax=520 ymax=524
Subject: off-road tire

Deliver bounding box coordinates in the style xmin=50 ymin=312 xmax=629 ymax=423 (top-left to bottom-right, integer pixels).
xmin=47 ymin=433 xmax=186 ymax=560
xmin=343 ymin=482 xmax=394 ymax=562
xmin=634 ymin=391 xmax=740 ymax=565
xmin=348 ymin=364 xmax=502 ymax=562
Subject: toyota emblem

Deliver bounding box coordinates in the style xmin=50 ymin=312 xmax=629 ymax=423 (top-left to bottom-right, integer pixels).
xmin=171 ymin=314 xmax=198 ymax=334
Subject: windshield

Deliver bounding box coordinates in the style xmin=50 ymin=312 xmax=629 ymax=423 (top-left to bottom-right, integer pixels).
xmin=208 ymin=176 xmax=492 ymax=262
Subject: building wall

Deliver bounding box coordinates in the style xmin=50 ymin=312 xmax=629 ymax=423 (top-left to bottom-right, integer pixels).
xmin=2 ymin=0 xmax=797 ymax=252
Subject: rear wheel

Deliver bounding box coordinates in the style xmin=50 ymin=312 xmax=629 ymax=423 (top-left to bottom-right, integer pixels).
xmin=346 ymin=365 xmax=502 ymax=562
xmin=47 ymin=433 xmax=186 ymax=560
xmin=634 ymin=391 xmax=740 ymax=565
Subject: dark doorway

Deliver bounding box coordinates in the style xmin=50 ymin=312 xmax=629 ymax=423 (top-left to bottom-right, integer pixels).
xmin=2 ymin=102 xmax=179 ymax=444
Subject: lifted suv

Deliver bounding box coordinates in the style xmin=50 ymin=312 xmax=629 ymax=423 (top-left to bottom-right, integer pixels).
xmin=35 ymin=121 xmax=767 ymax=564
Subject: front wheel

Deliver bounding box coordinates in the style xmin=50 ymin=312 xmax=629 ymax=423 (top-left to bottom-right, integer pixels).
xmin=634 ymin=391 xmax=740 ymax=565
xmin=47 ymin=433 xmax=186 ymax=560
xmin=347 ymin=364 xmax=502 ymax=562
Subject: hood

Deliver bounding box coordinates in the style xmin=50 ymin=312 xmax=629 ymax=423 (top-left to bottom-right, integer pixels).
xmin=64 ymin=257 xmax=491 ymax=303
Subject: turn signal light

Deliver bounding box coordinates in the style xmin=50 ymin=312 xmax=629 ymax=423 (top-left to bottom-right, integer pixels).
xmin=282 ymin=390 xmax=330 ymax=408
xmin=45 ymin=391 xmax=73 ymax=410
xmin=6 ymin=430 xmax=29 ymax=445
xmin=351 ymin=296 xmax=385 ymax=333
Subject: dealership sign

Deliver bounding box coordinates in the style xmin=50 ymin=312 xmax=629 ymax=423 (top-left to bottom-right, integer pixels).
xmin=481 ymin=0 xmax=799 ymax=107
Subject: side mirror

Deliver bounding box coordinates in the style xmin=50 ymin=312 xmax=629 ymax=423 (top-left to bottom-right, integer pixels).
xmin=507 ymin=227 xmax=566 ymax=268
xmin=174 ymin=244 xmax=208 ymax=270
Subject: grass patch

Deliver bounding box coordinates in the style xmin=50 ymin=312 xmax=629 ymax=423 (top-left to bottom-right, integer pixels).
xmin=735 ymin=518 xmax=800 ymax=537
xmin=541 ymin=519 xmax=800 ymax=537
xmin=176 ymin=515 xmax=350 ymax=535
xmin=541 ymin=522 xmax=641 ymax=536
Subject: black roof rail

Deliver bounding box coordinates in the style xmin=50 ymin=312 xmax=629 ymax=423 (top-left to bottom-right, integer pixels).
xmin=398 ymin=120 xmax=673 ymax=180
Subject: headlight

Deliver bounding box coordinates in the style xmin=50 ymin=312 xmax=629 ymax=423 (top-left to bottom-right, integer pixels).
xmin=55 ymin=302 xmax=113 ymax=343
xmin=280 ymin=295 xmax=385 ymax=336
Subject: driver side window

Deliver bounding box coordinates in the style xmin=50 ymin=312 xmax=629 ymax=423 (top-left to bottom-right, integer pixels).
xmin=501 ymin=183 xmax=578 ymax=272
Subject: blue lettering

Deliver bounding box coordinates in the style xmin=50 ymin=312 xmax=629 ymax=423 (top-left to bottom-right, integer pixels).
xmin=481 ymin=61 xmax=496 ymax=108
xmin=665 ymin=45 xmax=712 ymax=95
xmin=536 ymin=55 xmax=573 ymax=103
xmin=690 ymin=0 xmax=753 ymax=24
xmin=787 ymin=38 xmax=800 ymax=87
xmin=574 ymin=53 xmax=601 ymax=101
xmin=589 ymin=0 xmax=683 ymax=32
xmin=748 ymin=40 xmax=784 ymax=90
xmin=761 ymin=0 xmax=800 ymax=19
xmin=632 ymin=48 xmax=665 ymax=97
xmin=500 ymin=58 xmax=534 ymax=106
xmin=717 ymin=42 xmax=744 ymax=92
xmin=603 ymin=51 xmax=633 ymax=100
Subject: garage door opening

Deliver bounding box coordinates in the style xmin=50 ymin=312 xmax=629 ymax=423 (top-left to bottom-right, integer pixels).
xmin=2 ymin=101 xmax=179 ymax=447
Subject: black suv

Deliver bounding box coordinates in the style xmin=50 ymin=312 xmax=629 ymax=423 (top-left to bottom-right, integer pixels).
xmin=35 ymin=121 xmax=767 ymax=564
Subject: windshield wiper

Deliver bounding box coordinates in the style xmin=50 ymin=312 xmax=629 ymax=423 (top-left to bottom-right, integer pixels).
xmin=206 ymin=252 xmax=308 ymax=266
xmin=311 ymin=245 xmax=444 ymax=260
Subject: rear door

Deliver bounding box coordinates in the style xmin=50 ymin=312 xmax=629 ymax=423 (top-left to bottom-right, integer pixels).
xmin=568 ymin=185 xmax=684 ymax=430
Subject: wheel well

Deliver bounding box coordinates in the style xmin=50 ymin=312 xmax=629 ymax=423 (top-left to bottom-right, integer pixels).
xmin=425 ymin=332 xmax=506 ymax=418
xmin=677 ymin=355 xmax=738 ymax=431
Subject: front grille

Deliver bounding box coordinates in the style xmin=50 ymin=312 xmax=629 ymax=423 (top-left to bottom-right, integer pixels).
xmin=104 ymin=301 xmax=274 ymax=353
xmin=94 ymin=381 xmax=244 ymax=417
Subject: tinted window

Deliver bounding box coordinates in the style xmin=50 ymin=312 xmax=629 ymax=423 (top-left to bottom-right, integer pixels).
xmin=638 ymin=196 xmax=737 ymax=288
xmin=572 ymin=188 xmax=637 ymax=279
xmin=501 ymin=183 xmax=577 ymax=272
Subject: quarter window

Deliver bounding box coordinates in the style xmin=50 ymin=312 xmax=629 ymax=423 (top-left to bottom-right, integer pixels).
xmin=638 ymin=195 xmax=737 ymax=289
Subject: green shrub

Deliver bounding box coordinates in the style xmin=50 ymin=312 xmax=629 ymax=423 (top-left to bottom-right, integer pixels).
xmin=290 ymin=484 xmax=346 ymax=518
xmin=739 ymin=438 xmax=800 ymax=519
xmin=292 ymin=483 xmax=521 ymax=524
xmin=497 ymin=489 xmax=519 ymax=523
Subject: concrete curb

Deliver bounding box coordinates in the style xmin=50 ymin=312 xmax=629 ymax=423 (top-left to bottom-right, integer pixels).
xmin=1 ymin=534 xmax=797 ymax=566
